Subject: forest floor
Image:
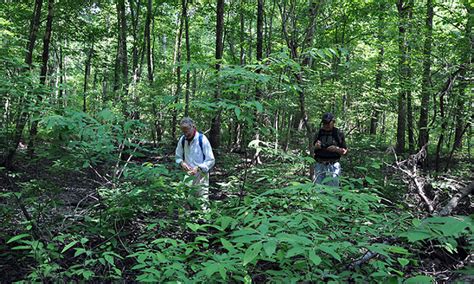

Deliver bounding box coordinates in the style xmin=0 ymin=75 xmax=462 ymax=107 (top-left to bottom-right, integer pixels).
xmin=1 ymin=142 xmax=472 ymax=282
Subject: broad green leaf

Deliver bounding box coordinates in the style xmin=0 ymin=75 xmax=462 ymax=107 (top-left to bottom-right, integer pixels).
xmin=243 ymin=241 xmax=262 ymax=266
xmin=286 ymin=245 xmax=305 ymax=258
xmin=234 ymin=107 xmax=241 ymax=120
xmin=263 ymin=239 xmax=277 ymax=257
xmin=186 ymin=222 xmax=201 ymax=232
xmin=318 ymin=244 xmax=341 ymax=261
xmin=104 ymin=254 xmax=114 ymax=266
xmin=400 ymin=231 xmax=432 ymax=242
xmin=404 ymin=275 xmax=434 ymax=284
xmin=309 ymin=250 xmax=322 ymax=266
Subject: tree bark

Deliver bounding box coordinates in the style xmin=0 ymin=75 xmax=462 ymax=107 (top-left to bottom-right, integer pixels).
xmin=418 ymin=0 xmax=433 ymax=149
xmin=209 ymin=0 xmax=225 ymax=149
xmin=29 ymin=0 xmax=54 ymax=154
xmin=253 ymin=0 xmax=264 ymax=164
xmin=82 ymin=41 xmax=94 ymax=113
xmin=171 ymin=10 xmax=184 ymax=142
xmin=116 ymin=0 xmax=129 ymax=107
xmin=454 ymin=3 xmax=473 ymax=149
xmin=2 ymin=0 xmax=44 ymax=168
xmin=406 ymin=2 xmax=414 ymax=153
xmin=438 ymin=182 xmax=474 ymax=216
xmin=183 ymin=0 xmax=191 ymax=117
xmin=370 ymin=4 xmax=385 ymax=135
xmin=395 ymin=0 xmax=411 ymax=153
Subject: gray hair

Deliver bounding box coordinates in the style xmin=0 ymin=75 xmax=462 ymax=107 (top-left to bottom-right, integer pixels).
xmin=180 ymin=117 xmax=195 ymax=128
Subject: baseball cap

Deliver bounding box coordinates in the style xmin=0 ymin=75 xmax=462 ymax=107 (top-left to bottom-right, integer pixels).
xmin=321 ymin=112 xmax=335 ymax=123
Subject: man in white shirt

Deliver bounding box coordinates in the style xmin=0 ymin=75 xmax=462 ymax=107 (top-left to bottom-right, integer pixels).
xmin=175 ymin=117 xmax=215 ymax=210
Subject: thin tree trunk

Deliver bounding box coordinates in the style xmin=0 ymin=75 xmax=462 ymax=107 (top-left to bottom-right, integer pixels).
xmin=435 ymin=90 xmax=447 ymax=171
xmin=116 ymin=0 xmax=129 ymax=107
xmin=396 ymin=0 xmax=411 ymax=153
xmin=58 ymin=44 xmax=64 ymax=106
xmin=370 ymin=4 xmax=385 ymax=135
xmin=183 ymin=0 xmax=191 ymax=117
xmin=29 ymin=0 xmax=54 ymax=154
xmin=82 ymin=41 xmax=94 ymax=113
xmin=172 ymin=10 xmax=184 ymax=142
xmin=253 ymin=0 xmax=264 ymax=164
xmin=406 ymin=4 xmax=414 ymax=153
xmin=418 ymin=0 xmax=433 ymax=149
xmin=454 ymin=3 xmax=473 ymax=149
xmin=209 ymin=0 xmax=225 ymax=149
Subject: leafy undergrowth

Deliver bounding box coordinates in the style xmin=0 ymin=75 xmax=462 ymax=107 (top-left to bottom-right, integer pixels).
xmin=1 ymin=151 xmax=472 ymax=283
xmin=1 ymin=112 xmax=472 ymax=282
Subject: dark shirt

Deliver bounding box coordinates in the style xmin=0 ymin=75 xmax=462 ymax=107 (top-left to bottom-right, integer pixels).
xmin=313 ymin=127 xmax=347 ymax=161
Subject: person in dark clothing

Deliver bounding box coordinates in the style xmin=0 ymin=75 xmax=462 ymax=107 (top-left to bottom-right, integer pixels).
xmin=313 ymin=112 xmax=348 ymax=186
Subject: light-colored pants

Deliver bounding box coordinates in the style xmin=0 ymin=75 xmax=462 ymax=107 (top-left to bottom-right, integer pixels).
xmin=184 ymin=172 xmax=209 ymax=210
xmin=313 ymin=161 xmax=341 ymax=187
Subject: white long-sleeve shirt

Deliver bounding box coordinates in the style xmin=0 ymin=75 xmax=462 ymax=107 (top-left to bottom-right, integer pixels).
xmin=175 ymin=132 xmax=215 ymax=173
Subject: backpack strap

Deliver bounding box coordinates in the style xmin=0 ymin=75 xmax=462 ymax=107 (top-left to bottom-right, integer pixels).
xmin=180 ymin=135 xmax=186 ymax=161
xmin=181 ymin=133 xmax=206 ymax=162
xmin=198 ymin=132 xmax=205 ymax=160
xmin=332 ymin=128 xmax=341 ymax=147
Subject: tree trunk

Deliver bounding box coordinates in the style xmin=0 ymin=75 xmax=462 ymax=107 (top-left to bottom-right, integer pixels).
xmin=395 ymin=0 xmax=411 ymax=153
xmin=454 ymin=3 xmax=473 ymax=149
xmin=418 ymin=0 xmax=433 ymax=149
xmin=253 ymin=0 xmax=264 ymax=164
xmin=29 ymin=0 xmax=54 ymax=154
xmin=209 ymin=0 xmax=225 ymax=149
xmin=2 ymin=0 xmax=44 ymax=168
xmin=183 ymin=0 xmax=191 ymax=117
xmin=116 ymin=0 xmax=129 ymax=107
xmin=130 ymin=0 xmax=141 ymax=77
xmin=172 ymin=9 xmax=184 ymax=142
xmin=370 ymin=4 xmax=385 ymax=135
xmin=58 ymin=44 xmax=64 ymax=106
xmin=145 ymin=0 xmax=153 ymax=83
xmin=82 ymin=41 xmax=94 ymax=113
xmin=406 ymin=4 xmax=414 ymax=153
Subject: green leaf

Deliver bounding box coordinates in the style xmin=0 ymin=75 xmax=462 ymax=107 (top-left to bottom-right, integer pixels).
xmin=221 ymin=238 xmax=235 ymax=252
xmin=398 ymin=258 xmax=409 ymax=267
xmin=104 ymin=254 xmax=114 ymax=266
xmin=404 ymin=275 xmax=434 ymax=284
xmin=7 ymin=233 xmax=30 ymax=244
xmin=74 ymin=248 xmax=87 ymax=257
xmin=11 ymin=245 xmax=31 ymax=250
xmin=263 ymin=239 xmax=277 ymax=257
xmin=286 ymin=245 xmax=305 ymax=258
xmin=186 ymin=222 xmax=201 ymax=232
xmin=243 ymin=241 xmax=262 ymax=266
xmin=232 ymin=235 xmax=262 ymax=244
xmin=400 ymin=231 xmax=432 ymax=242
xmin=309 ymin=250 xmax=322 ymax=266
xmin=234 ymin=107 xmax=241 ymax=120
xmin=61 ymin=240 xmax=78 ymax=253
xmin=318 ymin=244 xmax=341 ymax=261
xmin=255 ymin=101 xmax=263 ymax=113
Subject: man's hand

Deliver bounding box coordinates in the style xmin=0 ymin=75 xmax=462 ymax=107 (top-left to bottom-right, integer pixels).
xmin=188 ymin=167 xmax=199 ymax=176
xmin=327 ymin=145 xmax=347 ymax=155
xmin=314 ymin=140 xmax=322 ymax=150
xmin=181 ymin=161 xmax=192 ymax=171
